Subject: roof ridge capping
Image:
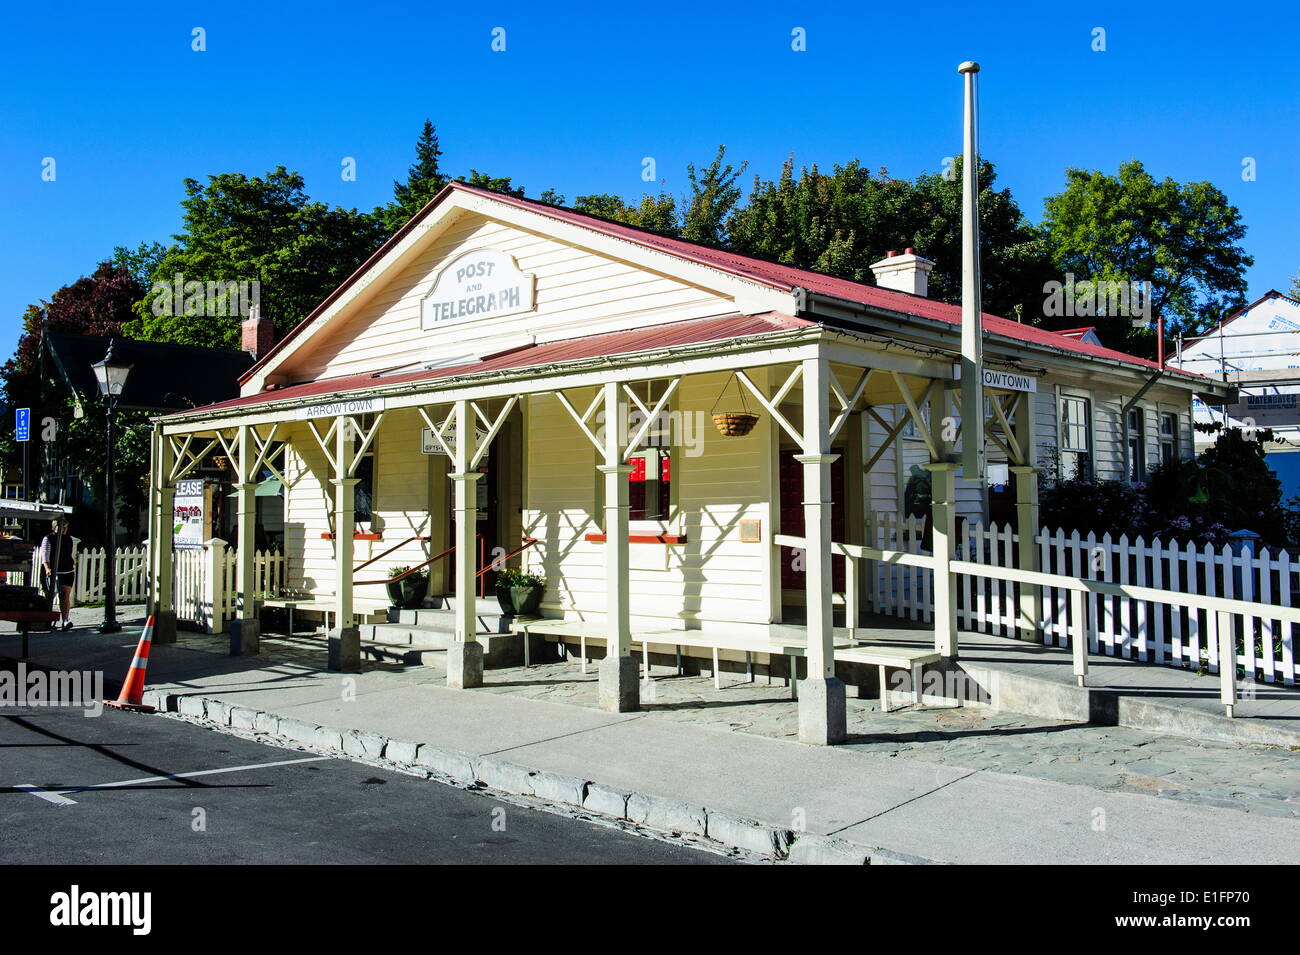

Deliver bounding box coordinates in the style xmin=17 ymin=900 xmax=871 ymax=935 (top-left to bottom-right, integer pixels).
xmin=240 ymin=178 xmax=1202 ymax=385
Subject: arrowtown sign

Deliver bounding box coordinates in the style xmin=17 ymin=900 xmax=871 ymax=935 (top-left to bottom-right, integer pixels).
xmin=420 ymin=248 xmax=536 ymax=329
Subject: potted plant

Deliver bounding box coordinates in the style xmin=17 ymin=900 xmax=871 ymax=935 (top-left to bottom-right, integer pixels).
xmin=386 ymin=566 xmax=429 ymax=609
xmin=495 ymin=567 xmax=546 ymax=616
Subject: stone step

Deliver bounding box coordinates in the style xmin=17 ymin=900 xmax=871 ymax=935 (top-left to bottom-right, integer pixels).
xmin=358 ymin=639 xmax=445 ymax=668
xmin=361 ymin=622 xmax=455 ymax=646
xmin=386 ymin=602 xmax=515 ymax=634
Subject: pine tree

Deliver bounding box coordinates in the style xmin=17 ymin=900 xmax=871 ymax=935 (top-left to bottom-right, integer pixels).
xmin=386 ymin=120 xmax=448 ymax=231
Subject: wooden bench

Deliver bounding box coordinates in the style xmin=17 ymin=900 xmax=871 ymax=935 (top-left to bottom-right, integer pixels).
xmin=260 ymin=596 xmax=386 ymax=634
xmin=516 ymin=621 xmax=943 ymax=712
xmin=518 ymin=620 xmax=855 ymax=692
xmin=836 ymin=645 xmax=943 ymax=712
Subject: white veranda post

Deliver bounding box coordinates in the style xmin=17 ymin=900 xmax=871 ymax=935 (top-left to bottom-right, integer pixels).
xmin=448 ymin=398 xmax=485 ymax=689
xmin=796 ymin=356 xmax=846 ymax=745
xmin=231 ymin=424 xmax=260 ymax=657
xmin=328 ymin=417 xmax=360 ymax=671
xmin=151 ymin=427 xmax=177 ymax=645
xmin=597 ymin=381 xmax=638 ymax=712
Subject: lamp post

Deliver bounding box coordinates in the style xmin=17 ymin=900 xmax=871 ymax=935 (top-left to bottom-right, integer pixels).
xmin=91 ymin=339 xmax=132 ymax=634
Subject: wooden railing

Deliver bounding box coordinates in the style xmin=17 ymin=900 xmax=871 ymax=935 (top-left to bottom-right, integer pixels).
xmin=772 ymin=532 xmax=1300 ymax=718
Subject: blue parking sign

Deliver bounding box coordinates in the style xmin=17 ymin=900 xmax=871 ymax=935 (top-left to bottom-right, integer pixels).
xmin=15 ymin=408 xmax=29 ymax=442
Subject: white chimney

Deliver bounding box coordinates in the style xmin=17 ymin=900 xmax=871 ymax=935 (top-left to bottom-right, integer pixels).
xmin=869 ymin=248 xmax=935 ymax=297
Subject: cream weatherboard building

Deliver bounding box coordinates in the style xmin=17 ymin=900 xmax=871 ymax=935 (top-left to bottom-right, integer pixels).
xmin=144 ymin=182 xmax=1227 ymax=744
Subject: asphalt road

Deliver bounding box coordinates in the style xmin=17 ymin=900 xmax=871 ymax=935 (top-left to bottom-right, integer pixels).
xmin=0 ymin=700 xmax=734 ymax=865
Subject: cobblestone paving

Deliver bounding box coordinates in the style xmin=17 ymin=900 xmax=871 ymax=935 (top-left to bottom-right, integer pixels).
xmin=178 ymin=629 xmax=1300 ymax=821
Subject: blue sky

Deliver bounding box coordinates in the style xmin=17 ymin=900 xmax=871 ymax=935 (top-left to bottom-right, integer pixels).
xmin=2 ymin=0 xmax=1296 ymax=350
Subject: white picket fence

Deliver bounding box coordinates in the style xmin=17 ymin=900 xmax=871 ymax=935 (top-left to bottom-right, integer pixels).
xmin=72 ymin=546 xmax=151 ymax=604
xmin=47 ymin=540 xmax=284 ymax=634
xmin=863 ymin=513 xmax=1300 ymax=686
xmin=171 ymin=540 xmax=285 ymax=633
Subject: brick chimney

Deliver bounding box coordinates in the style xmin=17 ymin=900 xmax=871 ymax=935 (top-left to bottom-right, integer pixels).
xmin=869 ymin=247 xmax=935 ymax=297
xmin=241 ymin=303 xmax=275 ymax=359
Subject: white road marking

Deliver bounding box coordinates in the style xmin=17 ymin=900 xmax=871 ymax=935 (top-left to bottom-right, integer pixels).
xmin=14 ymin=755 xmax=330 ymax=805
xmin=14 ymin=784 xmax=77 ymax=806
xmin=63 ymin=755 xmax=331 ymax=792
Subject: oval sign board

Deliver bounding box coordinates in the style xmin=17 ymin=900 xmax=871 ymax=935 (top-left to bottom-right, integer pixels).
xmin=421 ymin=248 xmax=535 ymax=329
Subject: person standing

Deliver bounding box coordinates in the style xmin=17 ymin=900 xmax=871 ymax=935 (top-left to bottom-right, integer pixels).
xmin=40 ymin=518 xmax=75 ymax=631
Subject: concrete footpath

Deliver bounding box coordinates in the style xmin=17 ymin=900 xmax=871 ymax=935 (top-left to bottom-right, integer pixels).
xmin=4 ymin=614 xmax=1299 ymax=865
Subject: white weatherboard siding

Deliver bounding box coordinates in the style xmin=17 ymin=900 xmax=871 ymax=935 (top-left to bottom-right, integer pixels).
xmin=275 ymin=215 xmax=736 ymax=385
xmin=521 ymin=372 xmax=774 ymax=634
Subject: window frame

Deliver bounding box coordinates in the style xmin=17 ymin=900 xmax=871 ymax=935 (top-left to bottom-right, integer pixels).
xmin=1058 ymin=392 xmax=1094 ymax=480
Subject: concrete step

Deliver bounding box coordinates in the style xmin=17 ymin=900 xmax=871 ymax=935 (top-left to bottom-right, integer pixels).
xmin=361 ymin=622 xmax=454 ymax=646
xmin=358 ymin=623 xmax=551 ymax=670
xmin=386 ymin=601 xmax=516 ymax=634
xmin=359 ymin=639 xmax=445 ymax=668
xmin=420 ymin=595 xmax=505 ymax=615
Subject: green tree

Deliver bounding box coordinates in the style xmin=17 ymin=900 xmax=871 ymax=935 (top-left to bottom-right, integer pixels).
xmin=385 ymin=119 xmax=448 ymax=232
xmin=571 ymin=192 xmax=680 ymax=235
xmin=1041 ymin=160 xmax=1252 ymax=350
xmin=111 ymin=241 xmax=170 ymax=290
xmin=457 ymin=170 xmax=525 ymax=198
xmin=1289 ymin=269 xmax=1300 ymax=300
xmin=682 ymin=145 xmax=746 ymax=247
xmin=125 ymin=167 xmax=386 ymax=348
xmin=727 ymin=156 xmax=1051 ymax=320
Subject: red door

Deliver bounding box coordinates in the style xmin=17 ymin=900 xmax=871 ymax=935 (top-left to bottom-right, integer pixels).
xmin=778 ymin=449 xmax=846 ymax=591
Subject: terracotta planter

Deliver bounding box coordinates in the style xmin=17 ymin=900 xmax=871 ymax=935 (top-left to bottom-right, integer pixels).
xmin=712 ymin=412 xmax=759 ymax=437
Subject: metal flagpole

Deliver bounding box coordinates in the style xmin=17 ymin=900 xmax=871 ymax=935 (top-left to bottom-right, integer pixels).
xmin=959 ymin=60 xmax=985 ymax=482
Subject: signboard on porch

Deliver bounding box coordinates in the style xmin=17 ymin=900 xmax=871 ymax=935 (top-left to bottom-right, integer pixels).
xmin=420 ymin=248 xmax=536 ymax=329
xmin=952 ymin=365 xmax=1038 ymax=393
xmin=294 ymin=396 xmax=386 ymax=421
xmin=173 ymin=479 xmax=207 ymax=550
xmin=421 ymin=426 xmax=490 ymax=455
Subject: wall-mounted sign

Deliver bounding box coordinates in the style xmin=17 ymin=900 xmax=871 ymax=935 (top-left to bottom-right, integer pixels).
xmin=420 ymin=248 xmax=535 ymax=329
xmin=952 ymin=365 xmax=1038 ymax=393
xmin=1226 ymin=392 xmax=1300 ymax=428
xmin=173 ymin=478 xmax=207 ymax=550
xmin=422 ymin=426 xmax=490 ymax=455
xmin=295 ymin=396 xmax=386 ymax=421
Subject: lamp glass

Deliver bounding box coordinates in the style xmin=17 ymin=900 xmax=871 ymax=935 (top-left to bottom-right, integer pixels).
xmin=91 ymin=345 xmax=133 ymax=397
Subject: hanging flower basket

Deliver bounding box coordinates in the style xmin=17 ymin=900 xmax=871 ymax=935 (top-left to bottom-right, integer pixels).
xmin=712 ymin=412 xmax=759 ymax=437
xmin=710 ymin=373 xmax=761 ymax=437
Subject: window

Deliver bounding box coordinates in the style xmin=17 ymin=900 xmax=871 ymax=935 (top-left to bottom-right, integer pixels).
xmin=1126 ymin=408 xmax=1147 ymax=481
xmin=1159 ymin=412 xmax=1178 ymax=465
xmin=1059 ymin=395 xmax=1093 ymax=480
xmin=628 ymin=449 xmax=671 ymax=521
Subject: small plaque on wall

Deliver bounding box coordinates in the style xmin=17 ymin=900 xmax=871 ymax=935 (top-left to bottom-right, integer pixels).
xmin=739 ymin=519 xmax=762 ymax=543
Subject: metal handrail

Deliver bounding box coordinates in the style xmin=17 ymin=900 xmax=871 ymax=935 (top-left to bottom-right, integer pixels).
xmin=476 ymin=536 xmax=540 ymax=582
xmin=354 ymin=534 xmax=483 ymax=586
xmin=353 ymin=535 xmax=432 ymax=574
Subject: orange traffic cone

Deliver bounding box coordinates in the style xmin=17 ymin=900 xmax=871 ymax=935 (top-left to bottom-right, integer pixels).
xmin=104 ymin=616 xmax=157 ymax=713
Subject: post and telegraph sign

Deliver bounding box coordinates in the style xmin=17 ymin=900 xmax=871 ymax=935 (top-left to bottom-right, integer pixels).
xmin=420 ymin=248 xmax=536 ymax=329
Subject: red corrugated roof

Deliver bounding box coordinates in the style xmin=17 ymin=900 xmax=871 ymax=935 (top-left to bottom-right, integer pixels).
xmin=241 ymin=181 xmax=1188 ymax=387
xmin=186 ymin=312 xmax=813 ymax=415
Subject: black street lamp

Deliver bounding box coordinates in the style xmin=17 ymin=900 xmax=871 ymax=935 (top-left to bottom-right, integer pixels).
xmin=91 ymin=339 xmax=132 ymax=634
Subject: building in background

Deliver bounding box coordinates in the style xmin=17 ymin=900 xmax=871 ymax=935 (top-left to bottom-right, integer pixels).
xmin=38 ymin=331 xmax=259 ymax=543
xmin=1172 ymin=290 xmax=1300 ymax=496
